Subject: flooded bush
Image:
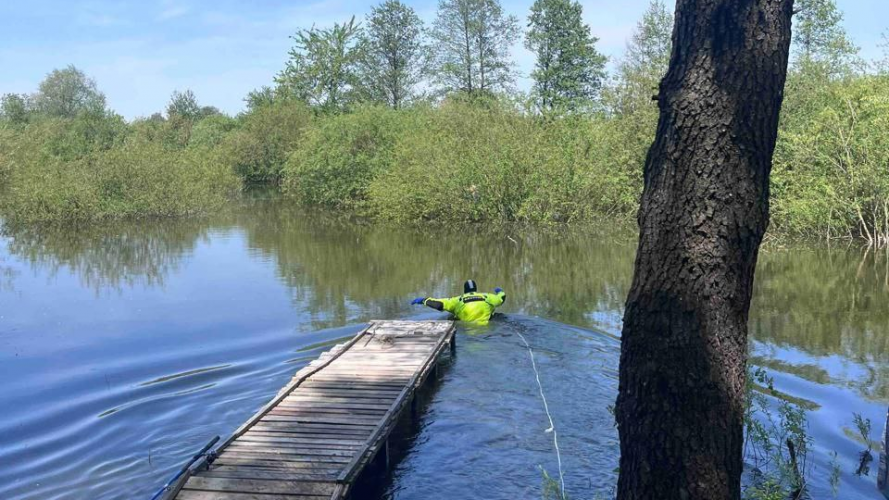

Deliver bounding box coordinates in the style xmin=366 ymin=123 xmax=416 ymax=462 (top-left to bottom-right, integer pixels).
xmin=772 ymin=75 xmax=889 ymax=243
xmin=283 ymin=105 xmax=408 ymax=210
xmin=367 ymin=101 xmax=644 ymax=224
xmin=0 ymin=123 xmax=239 ymax=225
xmin=215 ymin=99 xmax=313 ymax=184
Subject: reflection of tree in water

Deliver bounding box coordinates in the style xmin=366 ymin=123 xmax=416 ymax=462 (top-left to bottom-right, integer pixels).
xmin=751 ymin=247 xmax=889 ymax=360
xmin=1 ymin=219 xmax=211 ymax=292
xmin=751 ymin=246 xmax=889 ymax=400
xmin=0 ymin=257 xmax=17 ymax=292
xmin=240 ymin=201 xmax=636 ymax=331
xmin=4 ymin=197 xmax=886 ymax=397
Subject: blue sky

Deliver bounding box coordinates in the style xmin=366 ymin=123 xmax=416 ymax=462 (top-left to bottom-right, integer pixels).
xmin=1 ymin=0 xmax=885 ymax=119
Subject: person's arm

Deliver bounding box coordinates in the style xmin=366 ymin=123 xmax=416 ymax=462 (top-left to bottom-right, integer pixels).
xmin=485 ymin=288 xmax=506 ymax=307
xmin=423 ymin=296 xmax=460 ymax=313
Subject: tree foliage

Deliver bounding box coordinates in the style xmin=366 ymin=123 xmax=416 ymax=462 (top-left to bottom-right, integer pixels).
xmin=608 ymin=0 xmax=673 ymax=117
xmin=275 ymin=17 xmax=364 ymax=113
xmin=359 ymin=0 xmax=426 ymax=109
xmin=526 ymin=0 xmax=607 ymax=113
xmin=428 ymin=0 xmax=520 ymax=97
xmin=32 ymin=65 xmax=106 ymax=118
xmin=0 ymin=93 xmax=31 ymax=127
xmin=244 ymin=86 xmax=278 ymax=111
xmin=166 ymin=89 xmax=202 ymax=121
xmin=792 ymin=0 xmax=859 ymax=79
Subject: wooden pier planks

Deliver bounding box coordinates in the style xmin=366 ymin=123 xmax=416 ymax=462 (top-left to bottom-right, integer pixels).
xmin=167 ymin=320 xmax=455 ymax=500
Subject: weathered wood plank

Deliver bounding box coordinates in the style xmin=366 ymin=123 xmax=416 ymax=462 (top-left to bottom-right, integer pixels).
xmin=203 ymin=467 xmax=338 ymax=481
xmin=217 ymin=451 xmax=351 ymax=464
xmin=177 ymin=491 xmax=325 ymax=500
xmin=290 ymin=388 xmax=403 ymax=398
xmin=249 ymin=425 xmax=372 ymax=437
xmin=184 ymin=477 xmax=336 ymax=496
xmin=271 ymin=406 xmax=387 ymax=417
xmin=261 ymin=414 xmax=381 ymax=425
xmin=299 ymin=381 xmax=406 ymax=390
xmin=250 ymin=421 xmax=375 ymax=431
xmin=211 ymin=458 xmax=345 ymax=470
xmin=240 ymin=433 xmax=365 ymax=446
xmin=279 ymin=400 xmax=393 ymax=410
xmin=226 ymin=443 xmax=356 ymax=457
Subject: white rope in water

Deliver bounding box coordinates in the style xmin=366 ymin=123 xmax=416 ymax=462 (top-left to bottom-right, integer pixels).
xmin=515 ymin=330 xmax=566 ymax=499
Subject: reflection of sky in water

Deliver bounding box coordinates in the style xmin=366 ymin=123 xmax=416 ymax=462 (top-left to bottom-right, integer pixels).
xmin=751 ymin=340 xmax=889 ymax=403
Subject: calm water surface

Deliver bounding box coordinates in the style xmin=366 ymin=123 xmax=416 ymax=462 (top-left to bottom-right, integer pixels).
xmin=0 ymin=198 xmax=886 ymax=499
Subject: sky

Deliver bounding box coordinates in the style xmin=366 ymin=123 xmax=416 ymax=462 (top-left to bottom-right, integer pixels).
xmin=1 ymin=0 xmax=886 ymax=120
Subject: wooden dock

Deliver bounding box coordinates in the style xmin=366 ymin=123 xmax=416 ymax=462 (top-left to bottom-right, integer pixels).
xmin=163 ymin=320 xmax=456 ymax=500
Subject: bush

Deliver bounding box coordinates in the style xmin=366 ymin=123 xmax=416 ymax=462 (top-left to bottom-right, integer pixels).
xmin=366 ymin=101 xmax=646 ymax=224
xmin=771 ymin=74 xmax=889 ymax=241
xmin=283 ymin=106 xmax=409 ymax=210
xmin=367 ymin=102 xmax=536 ymax=222
xmin=0 ymin=136 xmax=239 ymax=225
xmin=216 ymin=99 xmax=313 ymax=183
xmin=190 ymin=114 xmax=238 ymax=149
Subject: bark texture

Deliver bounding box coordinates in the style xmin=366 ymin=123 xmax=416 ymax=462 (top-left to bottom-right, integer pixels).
xmin=615 ymin=1 xmax=795 ymax=499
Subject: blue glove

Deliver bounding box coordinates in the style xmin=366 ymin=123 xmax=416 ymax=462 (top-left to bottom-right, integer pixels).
xmin=411 ymin=297 xmax=425 ymax=305
xmin=494 ymin=287 xmax=504 ymax=294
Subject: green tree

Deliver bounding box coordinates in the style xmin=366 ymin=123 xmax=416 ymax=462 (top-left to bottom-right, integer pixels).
xmin=609 ymin=0 xmax=673 ymax=116
xmin=526 ymin=0 xmax=606 ymax=113
xmin=360 ymin=0 xmax=425 ymax=108
xmin=0 ymin=93 xmax=31 ymax=127
xmin=32 ymin=65 xmax=106 ymax=118
xmin=792 ymin=0 xmax=859 ymax=78
xmin=166 ymin=89 xmax=202 ymax=121
xmin=429 ymin=0 xmax=520 ymax=97
xmin=275 ymin=17 xmax=364 ymax=113
xmin=244 ymin=86 xmax=277 ymax=111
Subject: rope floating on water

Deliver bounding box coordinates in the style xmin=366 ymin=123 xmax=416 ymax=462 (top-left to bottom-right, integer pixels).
xmin=515 ymin=330 xmax=566 ymax=500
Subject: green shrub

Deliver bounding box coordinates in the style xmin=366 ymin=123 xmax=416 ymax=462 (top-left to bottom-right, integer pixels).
xmin=771 ymin=75 xmax=889 ymax=241
xmin=367 ymin=101 xmax=536 ymax=222
xmin=367 ymin=101 xmax=645 ymax=224
xmin=189 ymin=114 xmax=238 ymax=149
xmin=0 ymin=139 xmax=239 ymax=225
xmin=217 ymin=99 xmax=313 ymax=183
xmin=0 ymin=128 xmax=16 ymax=182
xmin=284 ymin=105 xmax=414 ymax=211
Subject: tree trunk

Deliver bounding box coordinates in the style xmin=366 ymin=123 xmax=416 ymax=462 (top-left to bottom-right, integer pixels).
xmin=615 ymin=1 xmax=794 ymax=499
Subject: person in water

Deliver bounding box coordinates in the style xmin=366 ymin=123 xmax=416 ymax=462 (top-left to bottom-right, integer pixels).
xmin=411 ymin=279 xmax=505 ymax=325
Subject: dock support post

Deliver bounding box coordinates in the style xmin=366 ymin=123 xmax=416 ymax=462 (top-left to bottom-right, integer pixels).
xmin=382 ymin=438 xmax=391 ymax=471
xmin=450 ymin=336 xmax=456 ymax=356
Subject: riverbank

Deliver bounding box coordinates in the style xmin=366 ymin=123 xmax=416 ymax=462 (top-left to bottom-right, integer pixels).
xmin=2 ymin=73 xmax=888 ymax=241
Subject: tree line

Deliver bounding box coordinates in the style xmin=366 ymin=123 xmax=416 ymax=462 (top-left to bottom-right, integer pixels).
xmin=2 ymin=0 xmax=886 ymax=121
xmin=1 ymin=0 xmax=888 ymax=243
xmin=264 ymin=0 xmax=607 ymax=114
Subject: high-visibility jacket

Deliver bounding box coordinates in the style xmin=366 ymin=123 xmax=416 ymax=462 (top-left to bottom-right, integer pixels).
xmin=422 ymin=291 xmax=506 ymax=325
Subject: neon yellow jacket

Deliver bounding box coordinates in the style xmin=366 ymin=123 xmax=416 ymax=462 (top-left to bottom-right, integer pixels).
xmin=422 ymin=291 xmax=506 ymax=325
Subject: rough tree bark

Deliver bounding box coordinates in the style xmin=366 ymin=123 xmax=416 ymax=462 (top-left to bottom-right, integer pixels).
xmin=615 ymin=1 xmax=794 ymax=499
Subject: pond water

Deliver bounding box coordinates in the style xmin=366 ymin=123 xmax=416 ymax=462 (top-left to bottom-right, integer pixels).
xmin=0 ymin=198 xmax=886 ymax=500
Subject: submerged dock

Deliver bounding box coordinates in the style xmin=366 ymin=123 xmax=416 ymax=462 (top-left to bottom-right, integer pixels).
xmin=162 ymin=320 xmax=455 ymax=500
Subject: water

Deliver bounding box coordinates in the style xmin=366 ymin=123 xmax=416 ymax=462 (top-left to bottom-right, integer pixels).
xmin=0 ymin=198 xmax=885 ymax=499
